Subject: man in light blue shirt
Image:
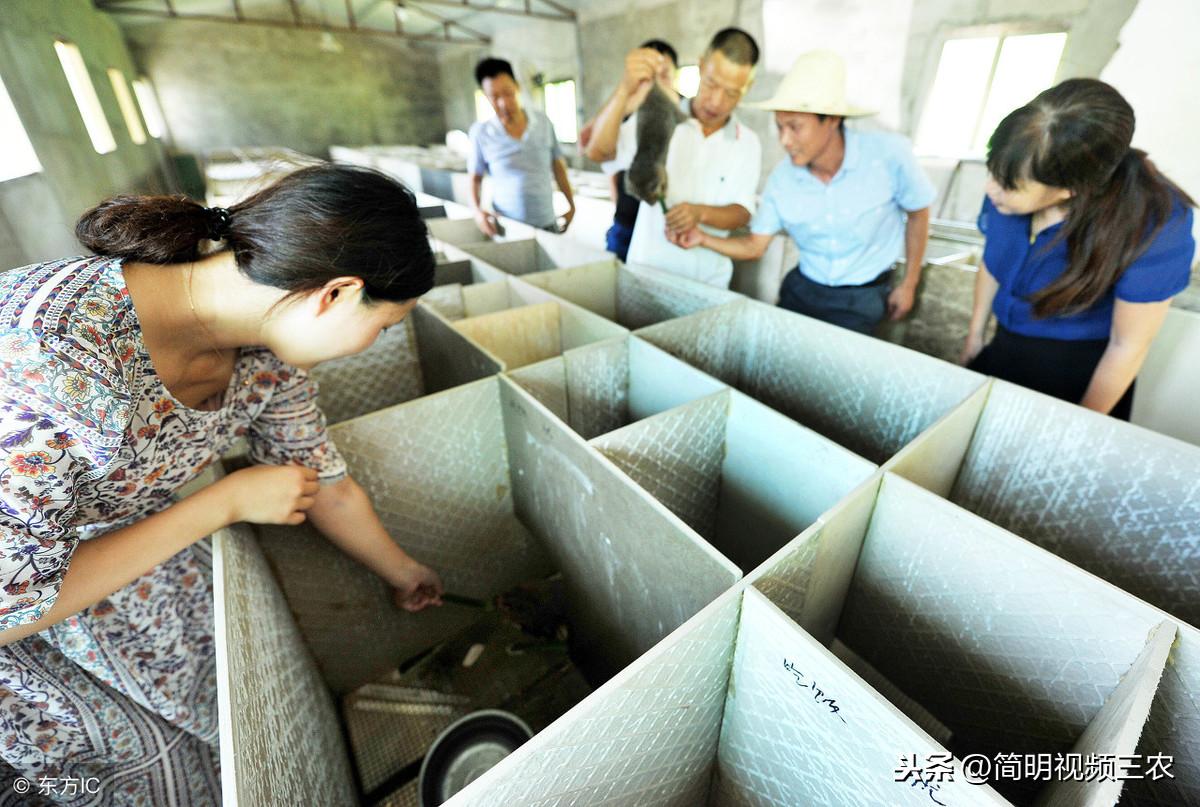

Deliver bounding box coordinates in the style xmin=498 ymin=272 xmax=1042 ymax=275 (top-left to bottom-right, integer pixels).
xmin=672 ymin=50 xmax=935 ymax=333
xmin=468 ymin=57 xmax=575 ymax=235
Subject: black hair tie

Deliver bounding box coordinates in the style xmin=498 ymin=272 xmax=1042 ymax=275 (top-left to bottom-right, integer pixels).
xmin=203 ymin=206 xmax=232 ymax=241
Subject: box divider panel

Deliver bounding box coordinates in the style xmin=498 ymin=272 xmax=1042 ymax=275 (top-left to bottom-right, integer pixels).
xmin=498 ymin=375 xmax=741 ymax=681
xmin=411 ymin=303 xmax=504 ymax=391
xmin=1034 ymin=620 xmax=1177 ymax=806
xmin=711 ymin=588 xmax=1013 ymax=806
xmin=446 ymin=589 xmax=745 ymax=806
xmin=883 ymin=380 xmax=993 ymax=498
xmin=214 ymin=523 xmax=359 ymax=806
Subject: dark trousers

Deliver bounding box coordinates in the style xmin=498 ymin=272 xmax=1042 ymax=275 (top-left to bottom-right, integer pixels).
xmin=777 ymin=266 xmax=891 ymax=335
xmin=969 ymin=325 xmax=1135 ymax=420
xmin=605 ymin=220 xmax=634 ymax=262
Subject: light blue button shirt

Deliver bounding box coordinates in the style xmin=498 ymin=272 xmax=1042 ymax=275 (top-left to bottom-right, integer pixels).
xmin=469 ymin=110 xmax=562 ymax=229
xmin=750 ymin=128 xmax=936 ymax=286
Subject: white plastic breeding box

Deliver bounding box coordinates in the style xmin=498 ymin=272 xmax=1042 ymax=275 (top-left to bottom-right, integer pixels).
xmin=214 ymin=376 xmax=742 ymax=805
xmin=446 ymin=473 xmax=1190 ymax=807
xmin=212 ymin=270 xmax=1197 ymax=806
xmin=451 ymin=231 xmax=614 ymax=277
xmin=519 ymin=261 xmax=739 ymax=330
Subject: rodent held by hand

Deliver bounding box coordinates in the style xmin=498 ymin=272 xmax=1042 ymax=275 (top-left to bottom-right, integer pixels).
xmin=626 ymin=83 xmax=686 ymax=206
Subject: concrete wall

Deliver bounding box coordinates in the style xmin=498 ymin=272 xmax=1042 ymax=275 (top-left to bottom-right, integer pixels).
xmin=1101 ymin=0 xmax=1200 ymax=246
xmin=440 ymin=46 xmax=488 ymax=137
xmin=750 ymin=0 xmax=915 ymax=183
xmin=119 ymin=19 xmax=447 ymax=157
xmin=0 ymin=0 xmax=173 ymax=269
xmin=566 ymin=0 xmax=1141 ymax=214
xmin=575 ymin=0 xmax=763 ymax=124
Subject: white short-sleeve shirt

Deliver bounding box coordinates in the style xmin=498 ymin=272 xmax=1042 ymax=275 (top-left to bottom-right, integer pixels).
xmin=626 ymin=103 xmax=762 ymax=288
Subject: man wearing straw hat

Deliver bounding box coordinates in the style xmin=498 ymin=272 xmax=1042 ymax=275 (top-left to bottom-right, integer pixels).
xmin=671 ymin=50 xmax=935 ymax=334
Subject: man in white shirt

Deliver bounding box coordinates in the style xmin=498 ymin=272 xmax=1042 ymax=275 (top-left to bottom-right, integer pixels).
xmin=594 ymin=29 xmax=762 ymax=288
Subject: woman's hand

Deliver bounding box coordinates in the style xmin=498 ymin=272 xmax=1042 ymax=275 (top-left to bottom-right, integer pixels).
xmin=959 ymin=332 xmax=985 ymax=366
xmin=217 ymin=464 xmax=320 ymax=525
xmin=391 ymin=559 xmax=444 ymax=612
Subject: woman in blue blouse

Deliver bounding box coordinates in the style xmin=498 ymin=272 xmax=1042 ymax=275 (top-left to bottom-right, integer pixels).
xmin=961 ymin=79 xmax=1195 ymax=420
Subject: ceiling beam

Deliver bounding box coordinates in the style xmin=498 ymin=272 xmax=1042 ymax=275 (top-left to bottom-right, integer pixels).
xmin=532 ymin=0 xmax=574 ymax=18
xmin=405 ymin=0 xmax=574 ymax=23
xmin=94 ymin=4 xmax=491 ymax=45
xmin=397 ymin=2 xmax=490 ymax=42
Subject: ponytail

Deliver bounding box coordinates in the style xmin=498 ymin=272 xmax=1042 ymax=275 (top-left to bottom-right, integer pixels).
xmin=74 ymin=164 xmax=435 ymax=303
xmin=75 ymin=195 xmax=227 ymax=264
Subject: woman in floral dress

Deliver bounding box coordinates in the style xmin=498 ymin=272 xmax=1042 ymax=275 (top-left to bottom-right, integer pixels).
xmin=0 ymin=164 xmax=444 ymax=805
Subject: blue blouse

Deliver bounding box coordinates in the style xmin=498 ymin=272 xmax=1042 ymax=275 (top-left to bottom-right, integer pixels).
xmin=978 ymin=196 xmax=1195 ymax=340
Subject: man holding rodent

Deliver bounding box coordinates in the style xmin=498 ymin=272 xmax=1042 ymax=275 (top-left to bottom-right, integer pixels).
xmin=607 ymin=28 xmax=762 ymax=288
xmin=582 ymin=39 xmax=682 ymax=262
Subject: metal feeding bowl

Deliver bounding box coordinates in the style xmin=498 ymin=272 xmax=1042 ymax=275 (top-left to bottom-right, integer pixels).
xmin=418 ymin=710 xmax=533 ymax=806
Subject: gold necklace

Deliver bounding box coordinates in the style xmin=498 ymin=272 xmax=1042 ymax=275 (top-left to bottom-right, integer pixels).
xmin=185 ymin=262 xmax=229 ymax=363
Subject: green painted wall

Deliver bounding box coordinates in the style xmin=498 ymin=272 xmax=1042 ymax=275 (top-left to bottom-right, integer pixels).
xmin=0 ymin=0 xmax=173 ymax=268
xmin=119 ymin=18 xmax=447 ymax=157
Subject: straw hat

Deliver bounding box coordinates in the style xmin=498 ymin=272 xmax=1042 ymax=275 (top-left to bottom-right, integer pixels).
xmin=747 ymin=50 xmax=875 ymax=117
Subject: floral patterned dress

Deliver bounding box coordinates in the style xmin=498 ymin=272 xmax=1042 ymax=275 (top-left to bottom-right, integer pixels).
xmin=0 ymin=257 xmax=347 ymax=806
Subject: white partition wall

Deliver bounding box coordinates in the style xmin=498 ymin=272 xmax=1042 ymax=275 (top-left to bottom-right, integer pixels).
xmin=446 ymin=589 xmax=746 ymax=807
xmin=1132 ymin=307 xmax=1200 ymax=447
xmin=590 ymin=390 xmax=876 ymax=572
xmin=455 ymin=234 xmax=613 ymax=277
xmin=311 ymin=303 xmax=500 ymax=424
xmin=506 ymin=336 xmax=728 ymax=440
xmin=636 ymin=299 xmax=987 ymax=464
xmin=886 ymin=379 xmax=1200 ymax=631
xmin=213 ymin=522 xmax=359 ymax=807
xmin=445 ymin=282 xmax=628 ymax=371
xmin=520 ymin=261 xmax=739 ymax=330
xmin=711 ymin=588 xmax=1013 ymax=807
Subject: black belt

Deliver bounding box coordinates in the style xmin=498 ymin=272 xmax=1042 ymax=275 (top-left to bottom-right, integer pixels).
xmin=793 ymin=265 xmax=893 ymax=288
